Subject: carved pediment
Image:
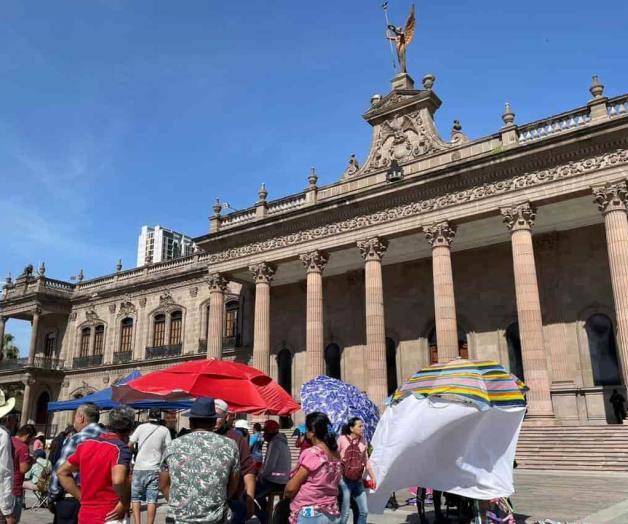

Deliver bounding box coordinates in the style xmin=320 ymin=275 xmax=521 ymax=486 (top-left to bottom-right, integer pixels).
xmin=160 ymin=290 xmax=174 ymax=306
xmin=85 ymin=308 xmax=98 ymax=322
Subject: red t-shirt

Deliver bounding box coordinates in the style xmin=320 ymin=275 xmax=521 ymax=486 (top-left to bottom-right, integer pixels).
xmin=11 ymin=437 xmax=30 ymax=496
xmin=67 ymin=432 xmax=131 ymax=524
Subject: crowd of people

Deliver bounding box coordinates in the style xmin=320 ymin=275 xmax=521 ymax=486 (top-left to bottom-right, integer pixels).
xmin=0 ymin=390 xmax=378 ymax=524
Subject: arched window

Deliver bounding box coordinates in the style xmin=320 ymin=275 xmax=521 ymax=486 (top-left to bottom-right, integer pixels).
xmin=506 ymin=322 xmax=524 ymax=381
xmin=585 ymin=314 xmax=621 ymax=386
xmin=119 ymin=318 xmax=134 ymax=353
xmin=35 ymin=391 xmax=50 ymax=426
xmin=225 ymin=301 xmax=239 ymax=339
xmin=277 ymin=349 xmax=292 ymax=394
xmin=386 ymin=338 xmax=398 ymax=395
xmin=79 ymin=327 xmax=91 ymax=358
xmin=153 ymin=314 xmax=166 ymax=346
xmin=170 ymin=310 xmax=182 ymax=345
xmin=93 ymin=325 xmax=105 ymax=356
xmin=324 ymin=343 xmax=341 ymax=380
xmin=44 ymin=332 xmax=56 ymax=357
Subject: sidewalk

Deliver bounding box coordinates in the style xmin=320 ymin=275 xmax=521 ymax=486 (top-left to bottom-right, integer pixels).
xmin=16 ymin=470 xmax=628 ymax=524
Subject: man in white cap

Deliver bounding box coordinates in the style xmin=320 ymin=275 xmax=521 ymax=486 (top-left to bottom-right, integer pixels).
xmin=0 ymin=389 xmax=17 ymax=524
xmin=214 ymin=399 xmax=256 ymax=524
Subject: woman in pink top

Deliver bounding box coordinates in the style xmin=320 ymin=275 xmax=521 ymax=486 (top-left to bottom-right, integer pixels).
xmin=337 ymin=418 xmax=376 ymax=524
xmin=284 ymin=412 xmax=343 ymax=524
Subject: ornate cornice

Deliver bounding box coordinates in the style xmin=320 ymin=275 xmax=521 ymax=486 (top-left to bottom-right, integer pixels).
xmin=501 ymin=202 xmax=537 ymax=231
xmin=208 ymin=273 xmax=228 ymax=293
xmin=592 ymin=180 xmax=628 ymax=214
xmin=424 ymin=222 xmax=456 ymax=248
xmin=357 ymin=237 xmax=388 ymax=261
xmin=205 ymin=149 xmax=628 ymax=264
xmin=299 ymin=251 xmax=329 ymax=274
xmin=249 ymin=262 xmax=275 ymax=284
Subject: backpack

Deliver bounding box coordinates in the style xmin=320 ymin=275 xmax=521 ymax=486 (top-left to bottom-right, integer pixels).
xmin=36 ymin=463 xmax=52 ymax=493
xmin=341 ymin=437 xmax=365 ymax=481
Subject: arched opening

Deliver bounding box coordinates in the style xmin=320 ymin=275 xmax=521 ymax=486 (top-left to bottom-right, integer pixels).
xmin=44 ymin=332 xmax=56 ymax=357
xmin=324 ymin=343 xmax=341 ymax=380
xmin=153 ymin=314 xmax=166 ymax=346
xmin=277 ymin=349 xmax=292 ymax=394
xmin=170 ymin=310 xmax=182 ymax=345
xmin=427 ymin=327 xmax=468 ymax=364
xmin=506 ymin=322 xmax=524 ymax=381
xmin=386 ymin=338 xmax=398 ymax=395
xmin=585 ymin=314 xmax=621 ymax=386
xmin=35 ymin=391 xmax=50 ymax=426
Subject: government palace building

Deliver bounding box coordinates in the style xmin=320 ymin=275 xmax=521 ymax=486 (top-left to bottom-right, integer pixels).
xmin=2 ymin=70 xmax=628 ymax=436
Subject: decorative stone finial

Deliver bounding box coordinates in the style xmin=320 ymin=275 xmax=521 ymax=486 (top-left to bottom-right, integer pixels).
xmin=370 ymin=94 xmax=382 ymax=106
xmin=590 ymin=75 xmax=604 ymax=99
xmin=422 ymin=74 xmax=435 ymax=90
xmin=502 ymin=102 xmax=515 ymax=127
xmin=308 ymin=167 xmax=318 ymax=188
xmin=77 ymin=269 xmax=84 ymax=282
xmin=450 ymin=120 xmax=469 ymax=145
xmin=213 ymin=198 xmax=222 ymax=216
xmin=5 ymin=272 xmax=12 ymax=286
xmin=342 ymin=154 xmax=360 ymax=178
xmin=116 ymin=259 xmax=123 ymax=272
xmin=258 ymin=183 xmax=268 ymax=202
xmin=37 ymin=262 xmax=46 ymax=277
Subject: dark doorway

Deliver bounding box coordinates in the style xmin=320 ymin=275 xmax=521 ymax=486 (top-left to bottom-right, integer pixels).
xmin=428 ymin=326 xmax=468 ymax=364
xmin=585 ymin=314 xmax=621 ymax=386
xmin=325 ymin=343 xmax=341 ymax=379
xmin=386 ymin=338 xmax=398 ymax=395
xmin=277 ymin=349 xmax=293 ymax=394
xmin=35 ymin=391 xmax=50 ymax=425
xmin=506 ymin=322 xmax=524 ymax=381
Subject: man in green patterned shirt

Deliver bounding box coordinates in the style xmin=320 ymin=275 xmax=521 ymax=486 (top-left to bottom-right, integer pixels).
xmin=160 ymin=398 xmax=240 ymax=524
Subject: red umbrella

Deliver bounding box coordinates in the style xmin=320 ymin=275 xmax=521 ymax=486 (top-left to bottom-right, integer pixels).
xmin=111 ymin=359 xmax=300 ymax=416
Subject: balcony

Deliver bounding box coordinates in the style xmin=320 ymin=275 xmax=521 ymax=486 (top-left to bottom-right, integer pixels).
xmin=197 ymin=336 xmax=241 ymax=355
xmin=73 ymin=354 xmax=104 ymax=369
xmin=145 ymin=344 xmax=182 ymax=360
xmin=113 ymin=351 xmax=133 ymax=364
xmin=0 ymin=356 xmax=63 ymax=371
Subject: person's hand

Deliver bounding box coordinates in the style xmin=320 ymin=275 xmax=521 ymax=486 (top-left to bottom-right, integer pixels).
xmin=245 ymin=495 xmax=255 ymax=518
xmin=105 ymin=501 xmax=129 ymax=522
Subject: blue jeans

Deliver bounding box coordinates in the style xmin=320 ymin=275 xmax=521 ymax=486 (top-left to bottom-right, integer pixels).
xmin=340 ymin=479 xmax=367 ymax=524
xmin=296 ymin=508 xmax=341 ymax=524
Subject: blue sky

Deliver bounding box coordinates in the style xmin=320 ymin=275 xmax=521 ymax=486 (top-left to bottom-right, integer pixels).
xmin=2 ymin=0 xmax=627 ymax=351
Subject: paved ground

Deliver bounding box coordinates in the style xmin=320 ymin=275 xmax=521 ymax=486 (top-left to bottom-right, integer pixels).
xmin=15 ymin=470 xmax=628 ymax=524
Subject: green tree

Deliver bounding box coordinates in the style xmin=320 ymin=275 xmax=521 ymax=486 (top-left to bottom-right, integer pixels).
xmin=2 ymin=333 xmax=19 ymax=359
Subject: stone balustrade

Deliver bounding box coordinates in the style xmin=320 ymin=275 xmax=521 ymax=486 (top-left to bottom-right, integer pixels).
xmin=267 ymin=194 xmax=307 ymax=215
xmin=518 ymin=108 xmax=591 ymax=144
xmin=608 ymin=95 xmax=628 ymax=118
xmin=220 ymin=208 xmax=256 ymax=227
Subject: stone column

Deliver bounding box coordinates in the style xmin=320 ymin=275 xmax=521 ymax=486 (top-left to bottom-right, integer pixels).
xmin=207 ymin=273 xmax=228 ymax=359
xmin=424 ymin=222 xmax=459 ymax=362
xmin=0 ymin=316 xmax=6 ymax=360
xmin=20 ymin=375 xmax=34 ymax=425
xmin=501 ymin=203 xmax=553 ymax=418
xmin=28 ymin=307 xmax=41 ymax=365
xmin=357 ymin=237 xmax=389 ymax=407
xmin=299 ymin=251 xmax=329 ymax=382
xmin=250 ymin=263 xmax=275 ymax=375
xmin=593 ymin=182 xmax=628 ymax=385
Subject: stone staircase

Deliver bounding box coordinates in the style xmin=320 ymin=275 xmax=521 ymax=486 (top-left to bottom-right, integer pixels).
xmin=516 ymin=424 xmax=628 ymax=471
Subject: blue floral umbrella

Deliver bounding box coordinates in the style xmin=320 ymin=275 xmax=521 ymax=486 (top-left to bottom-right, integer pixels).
xmin=300 ymin=376 xmax=380 ymax=441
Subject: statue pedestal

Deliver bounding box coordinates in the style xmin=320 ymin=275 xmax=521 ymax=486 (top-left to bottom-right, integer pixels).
xmin=391 ymin=73 xmax=415 ymax=91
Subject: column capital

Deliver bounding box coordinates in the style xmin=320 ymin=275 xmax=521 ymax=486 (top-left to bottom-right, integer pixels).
xmin=593 ymin=181 xmax=628 ymax=214
xmin=208 ymin=273 xmax=228 ymax=293
xmin=357 ymin=237 xmax=388 ymax=261
xmin=299 ymin=250 xmax=329 ymax=273
xmin=32 ymin=306 xmax=42 ymax=317
xmin=22 ymin=374 xmax=35 ymax=387
xmin=249 ymin=262 xmax=276 ymax=284
xmin=424 ymin=222 xmax=457 ymax=248
xmin=501 ymin=202 xmax=537 ymax=231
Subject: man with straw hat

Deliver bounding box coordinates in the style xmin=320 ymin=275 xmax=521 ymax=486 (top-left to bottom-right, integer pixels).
xmin=0 ymin=389 xmax=17 ymax=524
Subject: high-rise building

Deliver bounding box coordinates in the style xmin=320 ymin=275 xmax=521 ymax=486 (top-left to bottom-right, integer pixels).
xmin=137 ymin=225 xmax=195 ymax=266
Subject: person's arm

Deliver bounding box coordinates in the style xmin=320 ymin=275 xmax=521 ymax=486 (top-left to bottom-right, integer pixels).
xmin=57 ymin=462 xmax=81 ymax=500
xmin=105 ymin=465 xmax=131 ymax=522
xmin=284 ymin=466 xmax=309 ymax=499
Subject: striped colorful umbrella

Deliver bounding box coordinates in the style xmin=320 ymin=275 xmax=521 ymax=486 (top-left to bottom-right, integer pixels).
xmin=391 ymin=359 xmax=527 ymax=411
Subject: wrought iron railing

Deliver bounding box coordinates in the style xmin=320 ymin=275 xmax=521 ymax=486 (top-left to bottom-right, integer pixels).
xmin=113 ymin=351 xmax=133 ymax=364
xmin=33 ymin=356 xmax=64 ymax=370
xmin=145 ymin=344 xmax=182 ymax=360
xmin=72 ymin=354 xmax=104 ymax=369
xmin=198 ymin=339 xmax=207 ymax=354
xmin=0 ymin=357 xmax=28 ymax=370
xmin=222 ymin=335 xmax=241 ymax=350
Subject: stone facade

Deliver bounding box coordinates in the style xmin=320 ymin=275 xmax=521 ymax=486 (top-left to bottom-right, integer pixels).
xmin=2 ymin=72 xmax=628 ymax=431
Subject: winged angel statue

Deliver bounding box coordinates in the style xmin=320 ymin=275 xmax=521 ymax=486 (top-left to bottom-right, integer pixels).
xmin=386 ymin=4 xmax=416 ymax=74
